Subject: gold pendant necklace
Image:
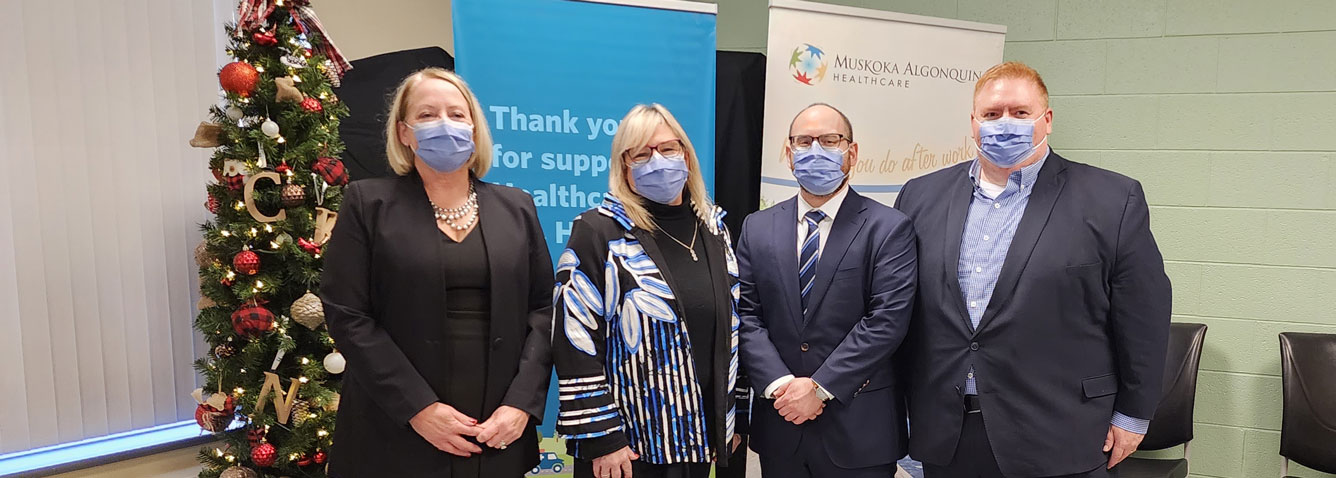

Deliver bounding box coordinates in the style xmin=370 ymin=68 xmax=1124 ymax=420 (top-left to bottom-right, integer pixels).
xmin=660 ymin=220 xmax=700 ymax=262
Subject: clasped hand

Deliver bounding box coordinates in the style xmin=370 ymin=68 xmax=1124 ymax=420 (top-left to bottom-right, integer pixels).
xmin=774 ymin=377 xmax=825 ymax=424
xmin=410 ymin=403 xmax=529 ymax=457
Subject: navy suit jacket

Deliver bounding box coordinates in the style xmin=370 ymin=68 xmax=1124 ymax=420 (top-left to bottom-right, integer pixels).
xmin=737 ymin=188 xmax=917 ymax=469
xmin=894 ymin=152 xmax=1172 ymax=477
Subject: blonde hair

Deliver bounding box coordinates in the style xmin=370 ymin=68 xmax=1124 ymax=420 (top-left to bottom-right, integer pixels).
xmin=974 ymin=61 xmax=1049 ymax=109
xmin=608 ymin=104 xmax=713 ymax=233
xmin=384 ymin=68 xmax=493 ymax=177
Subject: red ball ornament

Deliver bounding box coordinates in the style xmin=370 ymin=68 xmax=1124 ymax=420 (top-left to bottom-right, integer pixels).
xmin=300 ymin=97 xmax=323 ymax=113
xmin=313 ymin=157 xmax=348 ymax=186
xmin=193 ymin=395 xmax=236 ymax=432
xmin=250 ymin=442 xmax=277 ymax=467
xmin=252 ymin=31 xmax=277 ymax=47
xmin=231 ymin=301 xmax=275 ymax=338
xmin=233 ymin=249 xmax=260 ymax=275
xmin=219 ymin=62 xmax=260 ymax=97
xmin=275 ymin=162 xmax=291 ymax=174
xmin=313 ymin=451 xmax=326 ymax=464
xmin=296 ymin=454 xmax=313 ymax=466
xmin=298 ymin=237 xmax=322 ymax=256
xmin=206 ymin=195 xmax=220 ymax=214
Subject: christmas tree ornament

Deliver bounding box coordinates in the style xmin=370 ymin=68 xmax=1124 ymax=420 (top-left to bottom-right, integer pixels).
xmin=225 ymin=105 xmax=245 ymax=121
xmin=251 ymin=442 xmax=277 ymax=467
xmin=313 ymin=450 xmax=327 ymax=464
xmin=313 ymin=157 xmax=348 ymax=185
xmin=223 ymin=159 xmax=247 ymax=177
xmin=231 ymin=300 xmax=276 ymax=338
xmin=206 ymin=195 xmax=221 ymax=214
xmin=280 ymin=54 xmax=307 ymax=69
xmin=280 ymin=183 xmax=306 ymax=207
xmin=195 ymin=241 xmax=213 ymax=267
xmin=220 ymin=466 xmax=258 ymax=478
xmin=297 ymin=237 xmax=321 ymax=256
xmin=197 ymin=294 xmax=217 ymax=310
xmin=233 ymin=248 xmax=260 ymax=275
xmin=275 ymin=161 xmax=292 ymax=175
xmin=274 ymin=77 xmax=304 ymax=103
xmin=297 ymin=453 xmax=313 ymax=466
xmin=291 ymin=400 xmax=310 ymax=426
xmin=225 ymin=175 xmax=246 ymax=191
xmin=214 ymin=343 xmax=236 ymax=359
xmin=314 ymin=207 xmax=338 ymax=245
xmin=247 ymin=427 xmax=267 ymax=447
xmin=252 ymin=30 xmax=278 ymax=46
xmin=274 ymin=232 xmax=292 ymax=247
xmin=321 ymin=60 xmax=342 ymax=87
xmin=260 ymin=118 xmax=281 ymax=139
xmin=291 ymin=292 xmax=325 ymax=330
xmin=189 ymin=122 xmax=224 ymax=148
xmin=300 ymin=97 xmax=323 ymax=113
xmin=324 ymin=393 xmax=340 ymax=412
xmin=256 ymin=139 xmax=269 ymax=169
xmin=243 ymin=171 xmax=288 ymax=223
xmin=192 ymin=390 xmax=235 ymax=432
xmin=219 ymin=62 xmax=260 ymax=97
xmin=322 ymin=351 xmax=345 ymax=374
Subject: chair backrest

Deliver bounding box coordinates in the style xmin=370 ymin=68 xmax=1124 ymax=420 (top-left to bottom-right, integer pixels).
xmin=1140 ymin=322 xmax=1208 ymax=450
xmin=1279 ymin=332 xmax=1336 ymax=474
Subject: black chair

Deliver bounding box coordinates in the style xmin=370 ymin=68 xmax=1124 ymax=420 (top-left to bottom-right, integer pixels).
xmin=1114 ymin=322 xmax=1208 ymax=478
xmin=1279 ymin=332 xmax=1336 ymax=477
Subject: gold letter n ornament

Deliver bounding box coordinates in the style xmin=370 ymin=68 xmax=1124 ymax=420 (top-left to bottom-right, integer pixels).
xmin=254 ymin=371 xmax=302 ymax=424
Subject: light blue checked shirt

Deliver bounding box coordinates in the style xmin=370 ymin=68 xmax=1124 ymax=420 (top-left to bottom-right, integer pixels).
xmin=958 ymin=150 xmax=1149 ymax=434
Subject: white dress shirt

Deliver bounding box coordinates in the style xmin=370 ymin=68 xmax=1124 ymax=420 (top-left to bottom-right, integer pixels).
xmin=763 ymin=184 xmax=851 ymax=401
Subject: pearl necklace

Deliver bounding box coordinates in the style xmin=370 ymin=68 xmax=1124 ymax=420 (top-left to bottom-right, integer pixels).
xmin=430 ymin=186 xmax=479 ymax=231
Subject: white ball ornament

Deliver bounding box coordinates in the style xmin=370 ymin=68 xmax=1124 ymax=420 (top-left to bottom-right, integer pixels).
xmin=260 ymin=118 xmax=280 ymax=138
xmin=323 ymin=351 xmax=345 ymax=374
xmin=225 ymin=105 xmax=244 ymax=121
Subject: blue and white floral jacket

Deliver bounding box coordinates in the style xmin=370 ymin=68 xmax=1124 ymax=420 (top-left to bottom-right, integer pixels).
xmin=552 ymin=195 xmax=748 ymax=465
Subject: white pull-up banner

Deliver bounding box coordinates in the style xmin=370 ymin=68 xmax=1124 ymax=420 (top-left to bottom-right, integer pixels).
xmin=760 ymin=0 xmax=1006 ymax=207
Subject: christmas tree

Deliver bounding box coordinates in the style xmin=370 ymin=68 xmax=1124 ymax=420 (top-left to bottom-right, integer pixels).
xmin=188 ymin=1 xmax=352 ymax=477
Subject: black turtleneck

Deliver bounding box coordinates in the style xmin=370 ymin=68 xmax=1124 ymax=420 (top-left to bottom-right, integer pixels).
xmin=644 ymin=199 xmax=717 ymax=400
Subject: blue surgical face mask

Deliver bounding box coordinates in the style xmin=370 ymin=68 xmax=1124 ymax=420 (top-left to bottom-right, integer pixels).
xmin=412 ymin=118 xmax=475 ymax=173
xmin=631 ymin=152 xmax=689 ymax=205
xmin=792 ymin=143 xmax=848 ymax=196
xmin=976 ymin=115 xmax=1048 ymax=168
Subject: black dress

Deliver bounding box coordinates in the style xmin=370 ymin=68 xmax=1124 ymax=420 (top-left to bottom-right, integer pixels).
xmin=441 ymin=225 xmax=490 ymax=478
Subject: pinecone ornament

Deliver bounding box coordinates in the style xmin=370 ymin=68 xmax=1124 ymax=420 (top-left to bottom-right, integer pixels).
xmin=220 ymin=466 xmax=258 ymax=478
xmin=291 ymin=400 xmax=310 ymax=426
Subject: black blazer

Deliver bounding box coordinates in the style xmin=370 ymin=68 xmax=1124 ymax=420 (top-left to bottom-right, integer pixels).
xmin=321 ymin=174 xmax=554 ymax=477
xmin=737 ymin=189 xmax=917 ymax=469
xmin=894 ymin=152 xmax=1172 ymax=477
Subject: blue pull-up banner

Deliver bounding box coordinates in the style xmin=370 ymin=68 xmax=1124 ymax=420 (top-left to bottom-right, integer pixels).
xmin=453 ymin=0 xmax=717 ymax=444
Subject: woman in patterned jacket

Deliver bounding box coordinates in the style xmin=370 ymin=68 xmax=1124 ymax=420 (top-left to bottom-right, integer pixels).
xmin=552 ymin=104 xmax=747 ymax=478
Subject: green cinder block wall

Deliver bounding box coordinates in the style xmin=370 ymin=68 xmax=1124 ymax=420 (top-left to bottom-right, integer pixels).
xmin=702 ymin=1 xmax=1336 ymax=477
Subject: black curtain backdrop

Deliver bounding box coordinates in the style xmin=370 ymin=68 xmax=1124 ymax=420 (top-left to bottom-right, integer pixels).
xmin=333 ymin=48 xmax=767 ymax=237
xmin=334 ymin=47 xmax=455 ymax=181
xmin=712 ymin=50 xmax=767 ymax=237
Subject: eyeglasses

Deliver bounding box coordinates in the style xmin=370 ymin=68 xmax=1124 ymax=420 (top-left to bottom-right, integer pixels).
xmin=788 ymin=133 xmax=851 ymax=151
xmin=626 ymin=140 xmax=685 ymax=166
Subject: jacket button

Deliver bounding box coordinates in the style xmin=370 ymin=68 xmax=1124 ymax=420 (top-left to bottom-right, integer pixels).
xmin=969 ymin=342 xmax=980 ymax=351
xmin=800 ymin=343 xmax=810 ymax=352
xmin=492 ymin=337 xmax=503 ymax=349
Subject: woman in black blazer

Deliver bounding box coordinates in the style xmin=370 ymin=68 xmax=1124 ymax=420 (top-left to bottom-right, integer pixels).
xmin=321 ymin=68 xmax=554 ymax=478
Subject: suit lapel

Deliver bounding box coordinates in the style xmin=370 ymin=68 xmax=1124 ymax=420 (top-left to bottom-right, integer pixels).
xmin=943 ymin=169 xmax=975 ymax=333
xmin=772 ymin=199 xmax=804 ymax=331
xmin=975 ymin=155 xmax=1070 ymax=334
xmin=803 ymin=190 xmax=867 ymax=326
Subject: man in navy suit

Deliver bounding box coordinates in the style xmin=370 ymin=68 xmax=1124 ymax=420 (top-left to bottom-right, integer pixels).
xmin=737 ymin=103 xmax=918 ymax=478
xmin=895 ymin=62 xmax=1172 ymax=477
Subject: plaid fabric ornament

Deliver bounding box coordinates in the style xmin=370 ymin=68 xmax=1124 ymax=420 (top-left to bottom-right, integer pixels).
xmin=231 ymin=300 xmax=275 ymax=338
xmin=313 ymin=157 xmax=348 ymax=185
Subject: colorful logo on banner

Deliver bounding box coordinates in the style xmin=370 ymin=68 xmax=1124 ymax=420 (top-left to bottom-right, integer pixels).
xmin=789 ymin=43 xmax=828 ymax=85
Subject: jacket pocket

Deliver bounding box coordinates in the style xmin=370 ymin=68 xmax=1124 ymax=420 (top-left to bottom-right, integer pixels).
xmin=1082 ymin=373 xmax=1119 ymax=398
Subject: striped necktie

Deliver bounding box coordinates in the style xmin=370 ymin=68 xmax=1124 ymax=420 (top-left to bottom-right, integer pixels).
xmin=799 ymin=209 xmax=826 ymax=314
